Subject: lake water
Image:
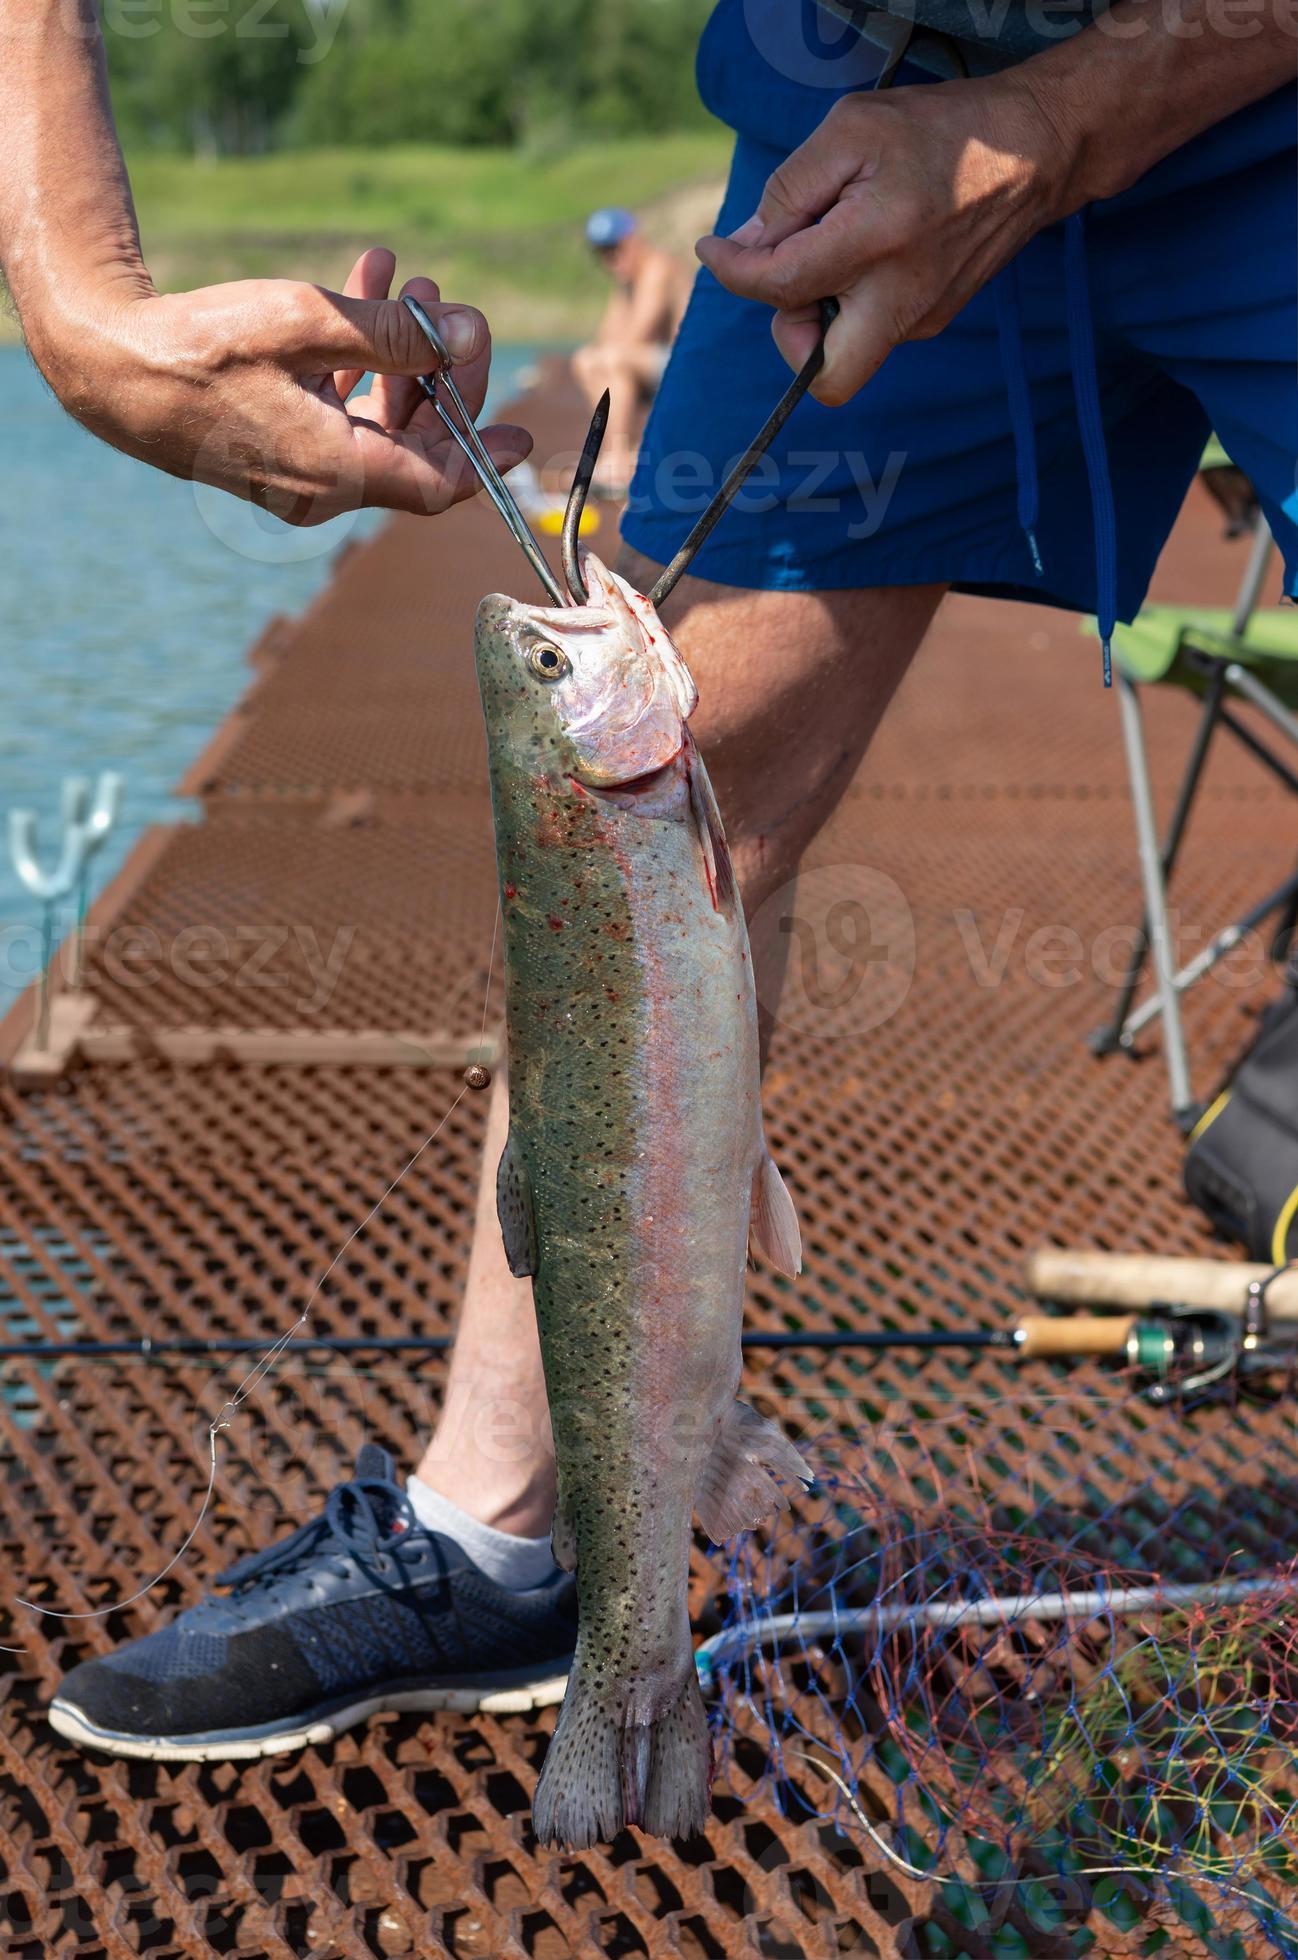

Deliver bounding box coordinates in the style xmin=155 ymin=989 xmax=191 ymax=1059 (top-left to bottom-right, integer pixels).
xmin=0 ymin=342 xmax=542 ymax=1010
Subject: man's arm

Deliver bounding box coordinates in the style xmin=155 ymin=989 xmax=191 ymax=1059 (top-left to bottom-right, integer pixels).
xmin=698 ymin=0 xmax=1296 ymax=404
xmin=0 ymin=1 xmax=530 ymax=522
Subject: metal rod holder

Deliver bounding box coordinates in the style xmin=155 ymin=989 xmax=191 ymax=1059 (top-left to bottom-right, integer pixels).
xmin=9 ymin=772 xmax=122 ymax=1048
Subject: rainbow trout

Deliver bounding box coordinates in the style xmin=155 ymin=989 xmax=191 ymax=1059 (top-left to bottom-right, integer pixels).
xmin=474 ymin=556 xmax=809 ymax=1848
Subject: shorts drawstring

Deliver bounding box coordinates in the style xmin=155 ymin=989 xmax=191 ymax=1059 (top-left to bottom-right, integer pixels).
xmin=996 ymin=210 xmax=1120 ymax=687
xmin=994 ymin=259 xmax=1043 ymax=578
xmin=1064 ymin=210 xmax=1118 ymax=687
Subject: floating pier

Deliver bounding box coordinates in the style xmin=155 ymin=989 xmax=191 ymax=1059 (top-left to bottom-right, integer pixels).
xmin=0 ymin=373 xmax=1291 ymax=1956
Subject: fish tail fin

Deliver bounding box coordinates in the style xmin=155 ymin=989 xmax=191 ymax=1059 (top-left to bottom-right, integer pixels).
xmin=532 ymin=1662 xmax=712 ymax=1848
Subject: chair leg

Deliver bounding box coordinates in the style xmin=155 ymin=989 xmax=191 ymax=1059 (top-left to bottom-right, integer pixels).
xmin=1092 ymin=666 xmax=1224 ymax=1057
xmin=1231 ymin=515 xmax=1275 ymax=640
xmin=1121 ymin=865 xmax=1298 ymax=1042
xmin=1115 ymin=674 xmax=1194 ymax=1123
xmin=1273 ymin=878 xmax=1298 ymax=966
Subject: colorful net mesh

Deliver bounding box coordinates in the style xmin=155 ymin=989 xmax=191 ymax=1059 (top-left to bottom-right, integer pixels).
xmin=705 ymin=1392 xmax=1298 ymax=1953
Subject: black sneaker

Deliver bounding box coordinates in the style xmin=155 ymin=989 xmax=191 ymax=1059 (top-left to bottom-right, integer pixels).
xmin=48 ymin=1445 xmax=574 ymax=1762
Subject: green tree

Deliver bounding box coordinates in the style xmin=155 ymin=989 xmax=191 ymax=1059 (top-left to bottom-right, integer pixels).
xmin=107 ymin=0 xmax=315 ymax=154
xmin=109 ymin=0 xmax=716 ymax=152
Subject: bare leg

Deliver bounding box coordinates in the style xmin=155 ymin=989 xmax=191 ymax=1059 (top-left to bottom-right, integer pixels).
xmin=415 ymin=570 xmax=945 ymax=1534
xmin=413 ymin=1068 xmax=555 ymax=1535
xmin=646 ymin=562 xmax=946 ymax=1059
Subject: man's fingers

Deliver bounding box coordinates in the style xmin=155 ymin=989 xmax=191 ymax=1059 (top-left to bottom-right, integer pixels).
xmin=265 ymin=280 xmax=490 ymax=379
xmin=432 ymin=287 xmax=495 ymax=424
xmin=697 ymin=207 xmax=855 ymax=314
xmin=793 ymin=284 xmax=894 ymax=405
xmin=334 ymin=247 xmax=397 ymax=402
xmin=478 ymin=424 xmax=532 ymax=474
xmin=370 ymin=275 xmax=442 ymax=430
xmin=349 ymin=420 xmax=534 ymax=518
xmin=768 ymin=303 xmax=825 ymax=377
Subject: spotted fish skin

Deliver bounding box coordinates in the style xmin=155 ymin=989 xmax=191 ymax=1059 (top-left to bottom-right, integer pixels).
xmin=474 ymin=559 xmax=808 ymax=1849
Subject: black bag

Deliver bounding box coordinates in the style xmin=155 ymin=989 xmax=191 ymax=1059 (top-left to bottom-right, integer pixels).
xmin=1184 ymin=976 xmax=1298 ymax=1261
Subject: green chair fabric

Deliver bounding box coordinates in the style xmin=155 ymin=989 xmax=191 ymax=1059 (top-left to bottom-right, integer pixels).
xmin=1081 ymin=606 xmax=1298 ymax=701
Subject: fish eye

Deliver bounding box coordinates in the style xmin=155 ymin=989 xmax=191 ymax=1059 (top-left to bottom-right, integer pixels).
xmin=526 ymin=641 xmax=570 ymax=682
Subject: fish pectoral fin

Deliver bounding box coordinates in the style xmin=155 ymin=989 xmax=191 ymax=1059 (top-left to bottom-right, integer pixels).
xmin=748 ymin=1152 xmax=802 ymax=1278
xmin=495 ymin=1129 xmax=538 ymax=1278
xmin=686 ymin=741 xmax=735 ymax=913
xmin=695 ymin=1399 xmax=813 ymax=1545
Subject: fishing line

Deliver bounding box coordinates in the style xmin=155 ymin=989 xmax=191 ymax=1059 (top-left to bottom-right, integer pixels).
xmin=2 ymin=903 xmax=504 ymax=1649
xmin=790 ymin=1749 xmax=1298 ymax=1926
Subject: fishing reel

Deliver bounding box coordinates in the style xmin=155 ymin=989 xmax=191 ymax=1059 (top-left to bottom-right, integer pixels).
xmin=1139 ymin=1268 xmax=1298 ymax=1408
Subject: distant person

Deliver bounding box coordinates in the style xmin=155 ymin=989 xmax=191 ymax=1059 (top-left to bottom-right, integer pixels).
xmin=572 ymin=208 xmax=691 ymax=496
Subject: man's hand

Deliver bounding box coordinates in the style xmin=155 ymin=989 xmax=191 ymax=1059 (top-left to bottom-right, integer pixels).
xmin=699 ymin=0 xmax=1297 ymax=408
xmin=31 ymin=246 xmax=530 ymax=526
xmin=0 ymin=4 xmax=530 ymax=526
xmin=697 ymin=81 xmax=1063 ymax=407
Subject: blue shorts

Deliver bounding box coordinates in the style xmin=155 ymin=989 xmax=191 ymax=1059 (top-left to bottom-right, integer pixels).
xmin=621 ymin=0 xmax=1298 ymax=626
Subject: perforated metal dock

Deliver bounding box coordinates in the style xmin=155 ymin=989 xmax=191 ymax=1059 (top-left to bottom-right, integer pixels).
xmin=0 ymin=375 xmax=1293 ymax=1957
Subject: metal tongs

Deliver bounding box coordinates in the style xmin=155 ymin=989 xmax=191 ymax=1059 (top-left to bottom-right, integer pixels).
xmin=402 ymin=294 xmax=567 ymax=607
xmin=403 ymin=290 xmax=838 ymax=614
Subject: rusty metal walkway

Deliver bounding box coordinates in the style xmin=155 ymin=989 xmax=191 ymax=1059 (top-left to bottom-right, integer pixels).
xmin=1 ymin=374 xmax=1295 ymax=1957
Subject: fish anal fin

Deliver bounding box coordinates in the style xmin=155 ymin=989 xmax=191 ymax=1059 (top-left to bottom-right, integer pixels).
xmin=695 ymin=1399 xmax=812 ymax=1545
xmin=495 ymin=1129 xmax=538 ymax=1278
xmin=749 ymin=1152 xmax=802 ymax=1277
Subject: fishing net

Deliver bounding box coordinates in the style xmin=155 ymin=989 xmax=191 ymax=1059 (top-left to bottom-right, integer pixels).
xmin=703 ymin=1390 xmax=1298 ymax=1954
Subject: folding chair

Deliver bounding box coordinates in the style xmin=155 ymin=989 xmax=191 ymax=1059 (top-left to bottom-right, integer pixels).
xmin=1088 ymin=507 xmax=1298 ymax=1131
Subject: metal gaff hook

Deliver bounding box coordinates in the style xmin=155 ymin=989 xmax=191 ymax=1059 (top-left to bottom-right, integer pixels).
xmin=561 ymin=389 xmax=610 ymax=604
xmin=647 ymin=298 xmax=839 ymax=611
xmin=400 ymin=295 xmax=567 ymax=608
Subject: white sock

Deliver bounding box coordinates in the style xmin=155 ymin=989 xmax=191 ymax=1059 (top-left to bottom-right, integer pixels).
xmin=405 ymin=1475 xmax=557 ymax=1593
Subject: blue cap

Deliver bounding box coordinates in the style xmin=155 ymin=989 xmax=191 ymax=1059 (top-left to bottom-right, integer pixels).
xmin=585 ymin=207 xmax=637 ymax=250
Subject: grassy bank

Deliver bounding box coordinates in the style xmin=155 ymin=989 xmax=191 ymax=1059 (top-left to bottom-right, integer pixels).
xmin=93 ymin=134 xmax=727 ymax=343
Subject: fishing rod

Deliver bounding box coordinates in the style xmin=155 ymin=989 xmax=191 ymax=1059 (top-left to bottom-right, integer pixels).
xmin=0 ymin=1326 xmax=1004 ymax=1363
xmin=1029 ymin=1247 xmax=1298 ymax=1318
xmin=0 ymin=1312 xmax=1245 ymax=1374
